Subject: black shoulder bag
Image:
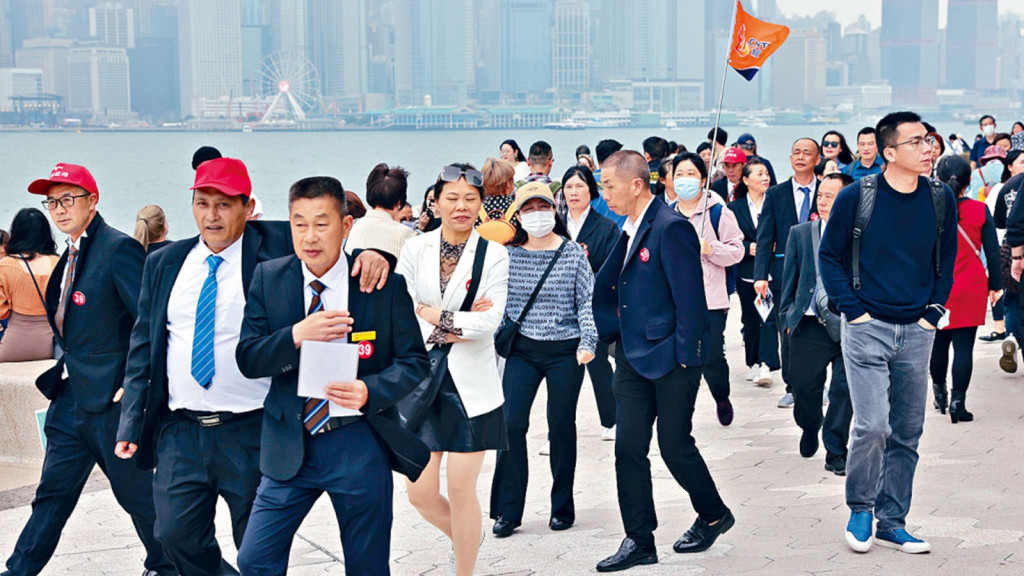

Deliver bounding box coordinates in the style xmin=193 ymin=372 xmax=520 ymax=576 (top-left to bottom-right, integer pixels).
xmin=399 ymin=237 xmax=488 ymax=431
xmin=494 ymin=239 xmax=568 ymax=358
xmin=16 ymin=256 xmax=66 ymax=399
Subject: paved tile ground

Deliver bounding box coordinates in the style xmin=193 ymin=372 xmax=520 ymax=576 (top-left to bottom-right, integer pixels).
xmin=1 ymin=312 xmax=1023 ymax=575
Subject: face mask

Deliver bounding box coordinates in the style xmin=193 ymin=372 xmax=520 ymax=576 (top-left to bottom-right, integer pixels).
xmin=520 ymin=210 xmax=556 ymax=237
xmin=673 ymin=177 xmax=702 ymax=201
xmin=983 ymin=125 xmax=996 ymax=137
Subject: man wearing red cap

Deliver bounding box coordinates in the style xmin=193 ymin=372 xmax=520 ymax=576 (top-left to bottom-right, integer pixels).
xmin=711 ymin=146 xmax=747 ymax=203
xmin=4 ymin=164 xmax=175 ymax=576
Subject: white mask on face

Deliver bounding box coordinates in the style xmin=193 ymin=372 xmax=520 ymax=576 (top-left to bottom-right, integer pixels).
xmin=983 ymin=124 xmax=996 ymax=137
xmin=520 ymin=210 xmax=556 ymax=237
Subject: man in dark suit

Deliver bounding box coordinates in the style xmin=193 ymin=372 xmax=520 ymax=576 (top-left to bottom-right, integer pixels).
xmin=778 ymin=173 xmax=854 ymax=476
xmin=3 ymin=164 xmax=174 ymax=576
xmin=753 ymin=137 xmax=821 ymax=408
xmin=234 ymin=176 xmax=430 ymax=576
xmin=592 ymin=151 xmax=733 ymax=573
xmin=710 ymin=146 xmax=747 ymax=202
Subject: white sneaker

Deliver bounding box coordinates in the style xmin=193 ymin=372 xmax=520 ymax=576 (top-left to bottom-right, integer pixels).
xmin=602 ymin=426 xmax=616 ymax=441
xmin=755 ymin=364 xmax=774 ymax=387
xmin=745 ymin=365 xmax=759 ymax=381
xmin=539 ymin=441 xmax=550 ymax=456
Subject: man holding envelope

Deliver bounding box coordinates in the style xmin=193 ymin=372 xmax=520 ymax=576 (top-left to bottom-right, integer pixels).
xmin=235 ymin=176 xmax=430 ymax=576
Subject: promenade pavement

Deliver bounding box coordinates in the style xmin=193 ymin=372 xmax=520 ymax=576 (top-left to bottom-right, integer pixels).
xmin=1 ymin=311 xmax=1022 ymax=575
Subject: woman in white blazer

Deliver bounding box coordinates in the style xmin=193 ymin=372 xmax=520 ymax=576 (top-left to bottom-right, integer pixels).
xmin=398 ymin=163 xmax=509 ymax=576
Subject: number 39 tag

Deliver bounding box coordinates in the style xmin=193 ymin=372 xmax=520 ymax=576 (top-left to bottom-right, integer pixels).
xmin=357 ymin=341 xmax=374 ymax=360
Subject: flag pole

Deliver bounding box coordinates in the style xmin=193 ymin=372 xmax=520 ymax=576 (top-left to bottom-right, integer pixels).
xmin=699 ymin=0 xmax=741 ymax=239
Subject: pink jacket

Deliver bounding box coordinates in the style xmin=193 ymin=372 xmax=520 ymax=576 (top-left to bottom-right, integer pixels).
xmin=676 ymin=193 xmax=745 ymax=310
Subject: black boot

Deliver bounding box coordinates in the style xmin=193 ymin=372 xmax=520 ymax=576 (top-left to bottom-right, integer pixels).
xmin=949 ymin=390 xmax=974 ymax=423
xmin=932 ymin=381 xmax=948 ymax=414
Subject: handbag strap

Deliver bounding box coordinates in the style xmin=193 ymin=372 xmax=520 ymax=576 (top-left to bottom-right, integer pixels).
xmin=15 ymin=255 xmax=48 ymax=309
xmin=515 ymin=238 xmax=568 ymax=324
xmin=957 ymin=224 xmax=982 ymax=260
xmin=458 ymin=236 xmax=489 ymax=312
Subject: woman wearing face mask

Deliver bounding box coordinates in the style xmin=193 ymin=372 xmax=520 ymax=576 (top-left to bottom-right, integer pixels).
xmin=728 ymin=158 xmax=781 ymax=388
xmin=490 ymin=182 xmax=596 ymax=538
xmin=672 ymin=152 xmax=745 ymax=426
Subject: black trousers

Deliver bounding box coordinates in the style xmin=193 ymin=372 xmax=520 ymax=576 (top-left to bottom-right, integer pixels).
xmin=736 ymin=280 xmax=781 ymax=369
xmin=929 ymin=326 xmax=979 ymax=394
xmin=701 ymin=309 xmax=730 ymax=402
xmin=770 ymin=274 xmax=792 ymax=392
xmin=491 ymin=336 xmax=584 ymax=524
xmin=613 ymin=344 xmax=728 ymax=549
xmin=153 ymin=411 xmax=263 ymax=576
xmin=789 ymin=316 xmax=852 ymax=458
xmin=586 ymin=340 xmax=617 ymax=428
xmin=6 ymin=387 xmax=173 ymax=576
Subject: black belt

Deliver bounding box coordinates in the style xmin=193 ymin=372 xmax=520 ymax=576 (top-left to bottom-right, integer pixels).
xmin=313 ymin=415 xmax=364 ymax=435
xmin=175 ymin=408 xmax=262 ymax=428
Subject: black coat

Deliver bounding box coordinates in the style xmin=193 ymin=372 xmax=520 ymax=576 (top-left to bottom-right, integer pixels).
xmin=710 ymin=178 xmax=730 ymax=203
xmin=754 ymin=178 xmax=818 ymax=283
xmin=778 ymin=220 xmax=821 ymax=332
xmin=575 ymin=209 xmax=621 ymax=274
xmin=727 ymin=196 xmax=758 ymax=280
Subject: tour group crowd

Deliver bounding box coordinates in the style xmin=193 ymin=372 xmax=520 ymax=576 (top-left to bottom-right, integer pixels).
xmin=2 ymin=110 xmax=1024 ymax=575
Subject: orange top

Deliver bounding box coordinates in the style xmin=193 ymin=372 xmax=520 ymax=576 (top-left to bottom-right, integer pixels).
xmin=0 ymin=255 xmax=59 ymax=319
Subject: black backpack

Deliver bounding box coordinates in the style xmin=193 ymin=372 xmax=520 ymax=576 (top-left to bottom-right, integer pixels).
xmin=851 ymin=174 xmax=947 ymax=291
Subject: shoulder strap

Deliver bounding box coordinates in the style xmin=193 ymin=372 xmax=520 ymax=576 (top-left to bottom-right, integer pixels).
xmin=504 ymin=201 xmax=518 ymax=222
xmin=458 ymin=237 xmax=489 ymax=312
xmin=478 ymin=206 xmax=490 ymax=223
xmin=708 ymin=203 xmax=723 ymax=241
xmin=929 ymin=178 xmax=946 ymax=277
xmin=852 ymin=174 xmax=878 ymax=290
xmin=516 ymin=238 xmax=568 ymax=323
xmin=15 ymin=256 xmax=48 ymax=309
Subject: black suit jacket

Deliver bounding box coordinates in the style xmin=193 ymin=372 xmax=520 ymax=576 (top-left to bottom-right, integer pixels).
xmin=778 ymin=220 xmax=821 ymax=332
xmin=236 ymin=254 xmax=431 ymax=483
xmin=41 ymin=213 xmax=144 ymax=413
xmin=754 ymin=178 xmax=818 ymax=282
xmin=117 ymin=221 xmax=292 ymax=469
xmin=727 ymin=196 xmax=758 ymax=280
xmin=575 ymin=209 xmax=620 ymax=274
xmin=710 ymin=178 xmax=730 ymax=203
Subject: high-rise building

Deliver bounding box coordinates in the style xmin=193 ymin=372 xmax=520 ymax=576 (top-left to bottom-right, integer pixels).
xmin=67 ymin=45 xmax=133 ymax=121
xmin=0 ymin=67 xmax=44 ymax=111
xmin=945 ymin=0 xmax=998 ymax=90
xmin=0 ymin=7 xmax=13 ymax=67
xmin=771 ymin=29 xmax=827 ymax=109
xmin=880 ymin=0 xmax=939 ymax=104
xmin=308 ymin=0 xmax=367 ymax=100
xmin=1000 ymin=15 xmax=1024 ymax=91
xmin=406 ymin=0 xmax=472 ymax=106
xmin=9 ymin=0 xmax=47 ymax=53
xmin=552 ymin=0 xmax=590 ymax=99
xmin=178 ymin=0 xmax=242 ymax=117
xmin=502 ymin=0 xmax=553 ymax=96
xmin=15 ymin=38 xmax=74 ymax=103
xmin=90 ymin=2 xmax=136 ymax=48
xmin=130 ymin=1 xmax=178 ymax=120
xmin=270 ymin=0 xmax=305 ymax=56
xmin=474 ymin=0 xmax=502 ymax=96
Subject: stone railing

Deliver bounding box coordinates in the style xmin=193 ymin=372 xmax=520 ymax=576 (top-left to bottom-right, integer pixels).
xmin=0 ymin=360 xmax=54 ymax=463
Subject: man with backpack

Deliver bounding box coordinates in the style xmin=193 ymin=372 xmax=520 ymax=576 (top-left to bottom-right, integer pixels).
xmin=819 ymin=112 xmax=958 ymax=555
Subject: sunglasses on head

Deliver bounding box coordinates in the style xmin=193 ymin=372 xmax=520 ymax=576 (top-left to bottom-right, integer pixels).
xmin=823 ymin=141 xmax=840 ymax=148
xmin=439 ymin=165 xmax=483 ymax=187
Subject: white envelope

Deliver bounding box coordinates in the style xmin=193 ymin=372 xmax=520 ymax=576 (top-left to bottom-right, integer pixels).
xmin=297 ymin=340 xmax=362 ymax=418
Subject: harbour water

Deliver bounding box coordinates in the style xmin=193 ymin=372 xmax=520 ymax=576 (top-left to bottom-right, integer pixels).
xmin=0 ymin=122 xmax=966 ymax=236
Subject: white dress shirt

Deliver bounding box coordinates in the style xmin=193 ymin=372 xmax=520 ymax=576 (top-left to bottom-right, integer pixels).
xmin=167 ymin=237 xmax=270 ymax=412
xmin=302 ymin=255 xmax=350 ymax=322
xmin=624 ymin=197 xmax=655 ymax=256
xmin=61 ymin=231 xmax=87 ymax=379
xmin=792 ymin=178 xmax=816 ymax=221
xmin=566 ymin=206 xmax=590 ymax=241
xmin=746 ymin=195 xmax=763 ymax=230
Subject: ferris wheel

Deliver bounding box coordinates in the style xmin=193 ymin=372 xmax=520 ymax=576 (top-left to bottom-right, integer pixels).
xmin=251 ymin=51 xmax=321 ymax=123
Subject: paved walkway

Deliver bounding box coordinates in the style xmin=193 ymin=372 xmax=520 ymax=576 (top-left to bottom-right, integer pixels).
xmin=1 ymin=313 xmax=1023 ymax=575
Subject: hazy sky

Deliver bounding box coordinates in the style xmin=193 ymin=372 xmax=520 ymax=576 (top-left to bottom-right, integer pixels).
xmin=769 ymin=0 xmax=1024 ymax=28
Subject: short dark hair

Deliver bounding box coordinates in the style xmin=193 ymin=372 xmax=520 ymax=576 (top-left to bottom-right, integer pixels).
xmin=876 ymin=111 xmax=923 ymax=149
xmin=191 ymin=146 xmax=222 ymax=171
xmin=856 ymin=127 xmax=876 ymax=140
xmin=345 ymin=191 xmax=366 ymax=219
xmin=575 ymin=144 xmax=591 ymax=157
xmin=288 ymin=176 xmax=348 ymax=218
xmin=7 ymin=208 xmax=57 ymax=259
xmin=595 ymin=139 xmax=623 ymax=164
xmin=708 ymin=128 xmax=729 ymax=146
xmin=603 ymin=150 xmax=650 ymax=189
xmin=561 ymin=164 xmax=599 ymax=200
xmin=670 ymin=151 xmax=708 ymax=182
xmin=501 ymin=139 xmax=526 ymax=163
xmin=935 ymin=155 xmax=971 ymax=197
xmin=994 ymin=132 xmax=1012 ymax=147
xmin=643 ymin=136 xmax=669 ymax=161
xmin=433 ymin=162 xmax=486 ymax=201
xmin=528 ymin=141 xmax=553 ymax=165
xmin=979 ymin=114 xmax=995 ymax=125
xmin=695 ymin=142 xmax=711 ymax=155
xmin=821 ymin=172 xmax=854 ymax=188
xmin=365 ymin=163 xmax=409 ymax=210
xmin=1003 ymin=150 xmax=1024 ymax=183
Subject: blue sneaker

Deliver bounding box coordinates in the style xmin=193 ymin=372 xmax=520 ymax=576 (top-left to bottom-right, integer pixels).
xmin=875 ymin=528 xmax=931 ymax=554
xmin=845 ymin=511 xmax=874 ymax=552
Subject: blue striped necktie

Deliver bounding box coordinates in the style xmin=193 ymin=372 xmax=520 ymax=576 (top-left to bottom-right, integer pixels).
xmin=799 ymin=187 xmax=811 ymax=223
xmin=191 ymin=254 xmax=224 ymax=389
xmin=302 ymin=280 xmax=331 ymax=434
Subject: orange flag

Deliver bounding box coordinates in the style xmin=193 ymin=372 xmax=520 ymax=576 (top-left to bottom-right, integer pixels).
xmin=729 ymin=0 xmax=790 ymax=81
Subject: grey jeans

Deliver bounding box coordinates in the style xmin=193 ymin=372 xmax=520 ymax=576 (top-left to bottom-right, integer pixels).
xmin=841 ymin=316 xmax=935 ymax=531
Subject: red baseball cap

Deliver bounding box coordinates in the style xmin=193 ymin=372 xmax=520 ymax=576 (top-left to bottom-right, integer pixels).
xmin=191 ymin=157 xmax=252 ymax=199
xmin=723 ymin=147 xmax=747 ymax=165
xmin=28 ymin=163 xmax=99 ymax=198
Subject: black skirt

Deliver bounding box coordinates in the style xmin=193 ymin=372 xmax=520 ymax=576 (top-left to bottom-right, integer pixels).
xmin=413 ymin=372 xmax=507 ymax=453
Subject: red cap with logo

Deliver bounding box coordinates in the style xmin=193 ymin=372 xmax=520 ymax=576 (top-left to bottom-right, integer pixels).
xmin=722 ymin=147 xmax=748 ymax=165
xmin=28 ymin=163 xmax=99 ymax=198
xmin=191 ymin=157 xmax=252 ymax=199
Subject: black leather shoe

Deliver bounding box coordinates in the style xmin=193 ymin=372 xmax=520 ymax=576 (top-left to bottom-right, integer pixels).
xmin=596 ymin=537 xmax=658 ymax=572
xmin=824 ymin=455 xmax=847 ymax=476
xmin=549 ymin=516 xmax=574 ymax=531
xmin=799 ymin=429 xmax=819 ymax=458
xmin=492 ymin=517 xmax=520 ymax=538
xmin=673 ymin=510 xmax=735 ymax=553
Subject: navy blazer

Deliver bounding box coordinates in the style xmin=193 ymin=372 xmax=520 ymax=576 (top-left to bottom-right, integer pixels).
xmin=753 ymin=178 xmax=818 ymax=282
xmin=117 ymin=221 xmax=292 ymax=470
xmin=778 ymin=220 xmax=821 ymax=332
xmin=236 ymin=254 xmax=431 ymax=483
xmin=574 ymin=209 xmax=620 ymax=274
xmin=593 ymin=199 xmax=708 ymax=379
xmin=41 ymin=213 xmax=144 ymax=413
xmin=727 ymin=196 xmax=758 ymax=280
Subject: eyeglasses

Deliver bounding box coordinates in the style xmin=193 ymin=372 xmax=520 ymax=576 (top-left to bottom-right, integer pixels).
xmin=890 ymin=135 xmax=938 ymax=150
xmin=439 ymin=165 xmax=483 ymax=187
xmin=42 ymin=193 xmax=91 ymax=211
xmin=822 ymin=141 xmax=841 ymax=148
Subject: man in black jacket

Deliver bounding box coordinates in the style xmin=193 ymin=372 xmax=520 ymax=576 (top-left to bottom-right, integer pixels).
xmin=3 ymin=164 xmax=174 ymax=576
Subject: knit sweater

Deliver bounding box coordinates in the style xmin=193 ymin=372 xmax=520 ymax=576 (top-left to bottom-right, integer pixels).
xmin=344 ymin=209 xmax=416 ymax=259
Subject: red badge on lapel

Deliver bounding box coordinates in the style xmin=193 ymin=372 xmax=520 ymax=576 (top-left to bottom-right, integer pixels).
xmin=466 ymin=279 xmax=472 ymax=291
xmin=357 ymin=341 xmax=374 ymax=360
xmin=72 ymin=291 xmax=86 ymax=306
xmin=639 ymin=248 xmax=650 ymax=263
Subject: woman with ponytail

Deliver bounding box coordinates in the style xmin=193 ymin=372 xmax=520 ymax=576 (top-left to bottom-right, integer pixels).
xmin=134 ymin=204 xmax=169 ymax=252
